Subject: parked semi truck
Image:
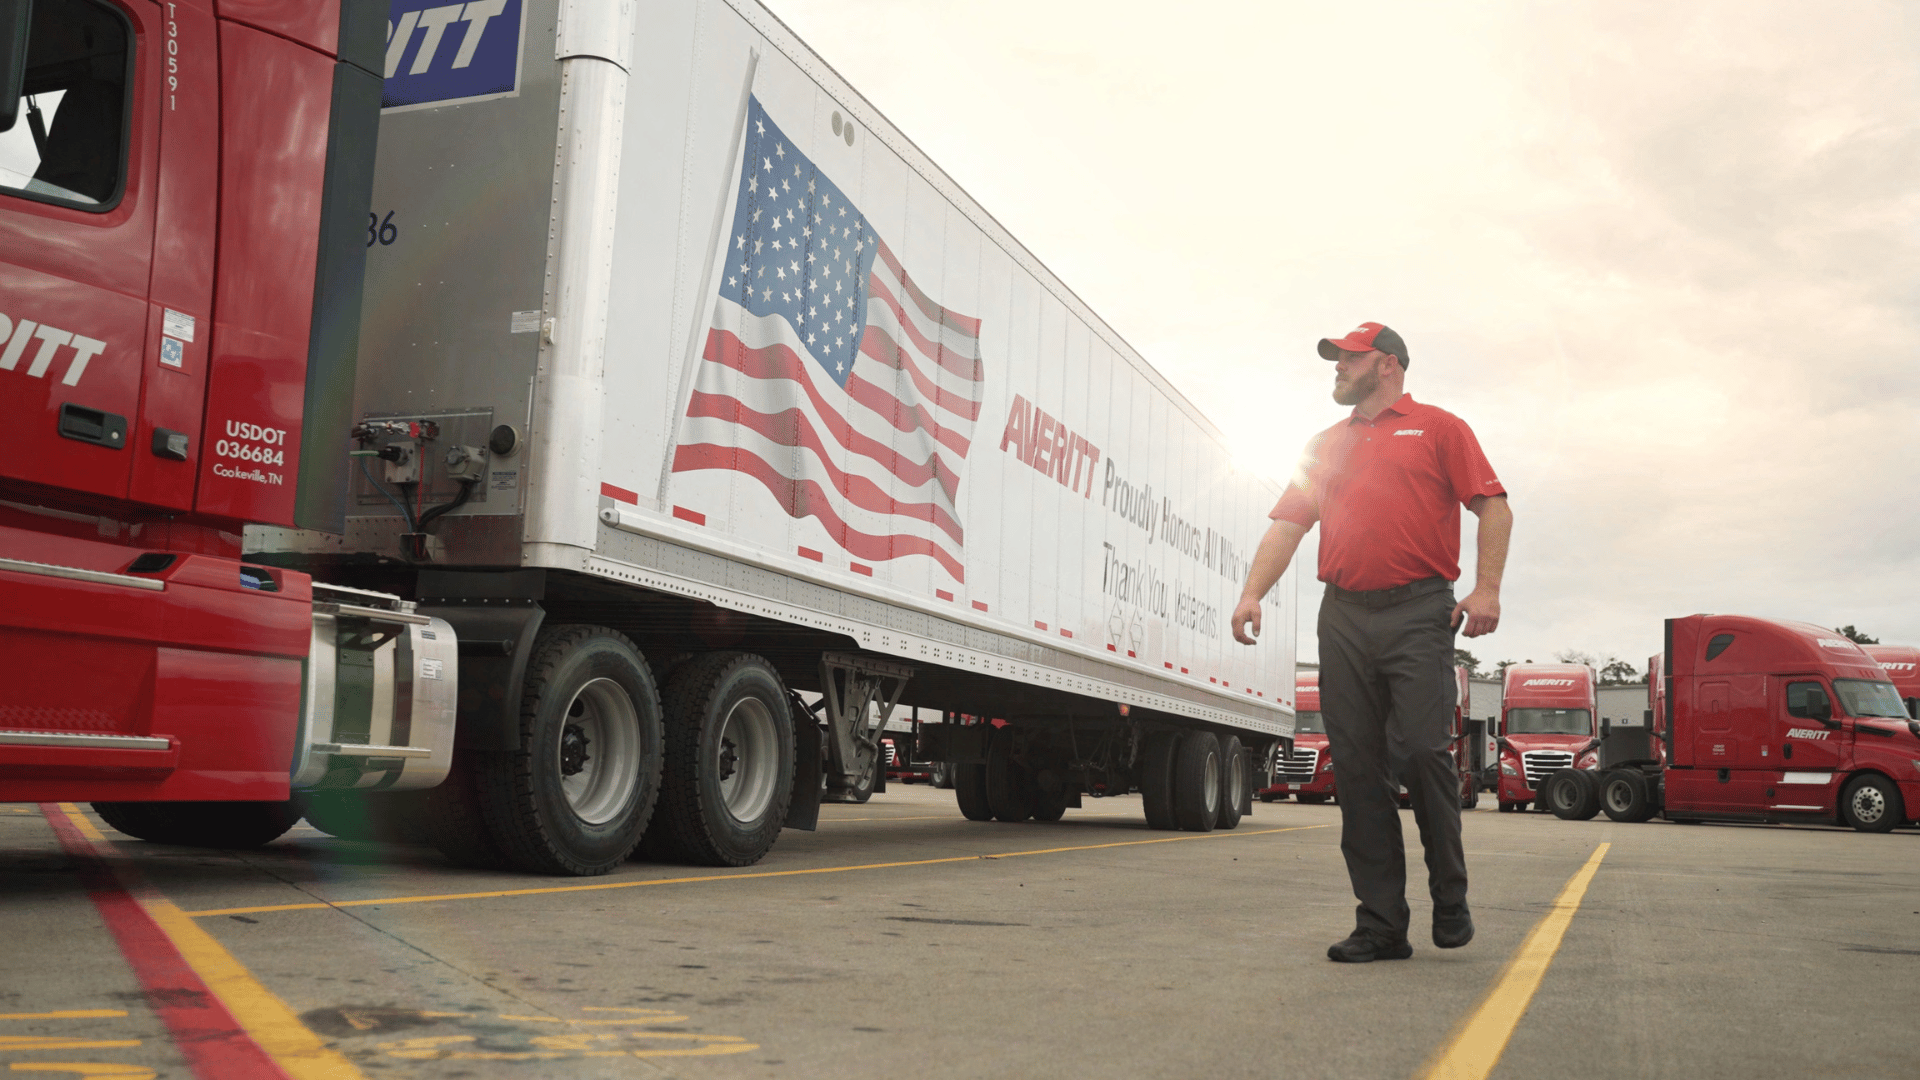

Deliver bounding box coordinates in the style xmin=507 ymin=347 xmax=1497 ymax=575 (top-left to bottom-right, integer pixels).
xmin=1494 ymin=663 xmax=1599 ymax=812
xmin=0 ymin=0 xmax=1296 ymax=874
xmin=1260 ymin=671 xmax=1333 ymax=804
xmin=1862 ymin=645 xmax=1919 ymax=718
xmin=1541 ymin=617 xmax=1920 ymax=832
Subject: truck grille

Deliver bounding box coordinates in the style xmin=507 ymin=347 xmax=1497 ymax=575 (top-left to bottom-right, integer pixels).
xmin=1521 ymin=751 xmax=1574 ymax=786
xmin=1276 ymin=747 xmax=1320 ymax=783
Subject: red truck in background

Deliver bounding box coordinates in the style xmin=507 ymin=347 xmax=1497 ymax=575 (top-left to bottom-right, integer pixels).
xmin=1495 ymin=663 xmax=1600 ymax=812
xmin=1542 ymin=616 xmax=1920 ymax=832
xmin=1862 ymin=645 xmax=1920 ymax=718
xmin=1260 ymin=672 xmax=1333 ymax=804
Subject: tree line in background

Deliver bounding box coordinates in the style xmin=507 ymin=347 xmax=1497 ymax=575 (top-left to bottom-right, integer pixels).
xmin=1453 ymin=626 xmax=1877 ymax=686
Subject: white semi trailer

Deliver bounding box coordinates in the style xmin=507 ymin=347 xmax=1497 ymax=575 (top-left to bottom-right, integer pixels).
xmin=253 ymin=0 xmax=1298 ymax=875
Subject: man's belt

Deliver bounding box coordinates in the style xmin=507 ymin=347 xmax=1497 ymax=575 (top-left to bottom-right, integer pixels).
xmin=1325 ymin=577 xmax=1452 ymax=609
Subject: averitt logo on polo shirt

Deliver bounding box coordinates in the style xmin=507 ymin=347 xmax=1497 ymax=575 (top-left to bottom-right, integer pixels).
xmin=1393 ymin=429 xmax=1423 ymax=436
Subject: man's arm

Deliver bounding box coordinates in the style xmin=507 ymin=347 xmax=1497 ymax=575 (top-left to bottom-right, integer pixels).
xmin=1450 ymin=494 xmax=1510 ymax=638
xmin=1231 ymin=518 xmax=1309 ymax=645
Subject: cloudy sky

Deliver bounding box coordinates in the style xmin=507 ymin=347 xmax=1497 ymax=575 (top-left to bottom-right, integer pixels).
xmin=771 ymin=0 xmax=1920 ymax=673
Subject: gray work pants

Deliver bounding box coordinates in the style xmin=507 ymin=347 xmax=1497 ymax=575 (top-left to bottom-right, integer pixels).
xmin=1317 ymin=582 xmax=1468 ymax=942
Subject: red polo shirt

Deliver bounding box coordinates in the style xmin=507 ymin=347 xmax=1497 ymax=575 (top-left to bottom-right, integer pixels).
xmin=1270 ymin=394 xmax=1505 ymax=592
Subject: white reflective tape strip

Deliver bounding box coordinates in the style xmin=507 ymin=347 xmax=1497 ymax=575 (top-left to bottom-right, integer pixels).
xmin=0 ymin=730 xmax=171 ymax=750
xmin=0 ymin=556 xmax=165 ymax=591
xmin=1779 ymin=771 xmax=1832 ymax=785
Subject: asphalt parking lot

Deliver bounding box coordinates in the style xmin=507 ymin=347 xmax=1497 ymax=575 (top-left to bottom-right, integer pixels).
xmin=3 ymin=787 xmax=1917 ymax=1080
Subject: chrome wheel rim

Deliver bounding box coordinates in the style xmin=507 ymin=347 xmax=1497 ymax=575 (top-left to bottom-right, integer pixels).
xmin=716 ymin=695 xmax=781 ymax=824
xmin=1202 ymin=750 xmax=1220 ymax=810
xmin=557 ymin=677 xmax=641 ymax=826
xmin=1852 ymin=785 xmax=1886 ymax=824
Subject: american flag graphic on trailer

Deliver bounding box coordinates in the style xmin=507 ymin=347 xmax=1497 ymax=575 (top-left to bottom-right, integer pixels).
xmin=673 ymin=96 xmax=985 ymax=582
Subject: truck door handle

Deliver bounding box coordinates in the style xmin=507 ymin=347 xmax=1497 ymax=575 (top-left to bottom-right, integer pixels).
xmin=58 ymin=403 xmax=128 ymax=449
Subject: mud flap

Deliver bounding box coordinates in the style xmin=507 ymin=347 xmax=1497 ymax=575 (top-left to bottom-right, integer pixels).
xmin=785 ymin=722 xmax=825 ymax=832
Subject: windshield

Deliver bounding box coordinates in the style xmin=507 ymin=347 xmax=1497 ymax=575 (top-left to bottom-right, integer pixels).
xmin=1506 ymin=708 xmax=1591 ymax=736
xmin=1832 ymin=679 xmax=1909 ymax=719
xmin=1293 ymin=710 xmax=1322 ymax=734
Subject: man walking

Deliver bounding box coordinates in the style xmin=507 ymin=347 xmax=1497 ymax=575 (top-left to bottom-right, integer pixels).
xmin=1230 ymin=322 xmax=1511 ymax=963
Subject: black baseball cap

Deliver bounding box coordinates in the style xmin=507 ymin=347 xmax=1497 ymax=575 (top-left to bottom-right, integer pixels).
xmin=1318 ymin=322 xmax=1409 ymax=369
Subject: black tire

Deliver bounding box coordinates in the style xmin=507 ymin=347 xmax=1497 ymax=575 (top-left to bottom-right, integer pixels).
xmin=1029 ymin=779 xmax=1068 ymax=823
xmin=931 ymin=760 xmax=955 ymax=789
xmin=954 ymin=762 xmax=992 ymax=821
xmin=92 ymin=801 xmax=301 ymax=848
xmin=1139 ymin=731 xmax=1179 ymax=831
xmin=985 ymin=729 xmax=1032 ymax=822
xmin=1172 ymin=730 xmax=1222 ymax=832
xmin=1544 ymin=769 xmax=1601 ymax=820
xmin=1215 ymin=736 xmax=1245 ymax=830
xmin=1840 ymin=773 xmax=1904 ymax=833
xmin=1461 ymin=774 xmax=1480 ymax=810
xmin=1298 ymin=793 xmax=1327 ymax=805
xmin=296 ymin=790 xmax=422 ymax=844
xmin=644 ymin=653 xmax=795 ymax=867
xmin=477 ymin=625 xmax=664 ymax=876
xmin=410 ymin=749 xmax=515 ymax=869
xmin=1601 ymin=770 xmax=1656 ymax=823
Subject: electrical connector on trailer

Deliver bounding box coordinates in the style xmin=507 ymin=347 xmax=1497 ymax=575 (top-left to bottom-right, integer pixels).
xmin=378 ymin=442 xmax=419 ymax=484
xmin=444 ymin=445 xmax=488 ymax=483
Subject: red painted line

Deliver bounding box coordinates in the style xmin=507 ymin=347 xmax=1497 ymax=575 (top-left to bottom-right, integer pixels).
xmin=799 ymin=547 xmax=824 ymax=562
xmin=971 ymin=601 xmax=988 ymax=612
xmin=40 ymin=805 xmax=293 ymax=1080
xmin=671 ymin=505 xmax=706 ymax=525
xmin=599 ymin=482 xmax=639 ymax=504
xmin=850 ymin=562 xmax=873 ymax=576
xmin=936 ymin=589 xmax=953 ymax=601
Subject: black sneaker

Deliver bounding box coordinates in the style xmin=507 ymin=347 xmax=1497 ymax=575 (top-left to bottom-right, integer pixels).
xmin=1433 ymin=905 xmax=1474 ymax=949
xmin=1326 ymin=933 xmax=1414 ymax=963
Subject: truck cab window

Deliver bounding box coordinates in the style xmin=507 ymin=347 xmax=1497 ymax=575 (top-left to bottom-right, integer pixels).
xmin=1506 ymin=707 xmax=1591 ymax=735
xmin=0 ymin=0 xmax=130 ymax=209
xmin=1830 ymin=679 xmax=1908 ymax=720
xmin=1293 ymin=710 xmax=1323 ymax=734
xmin=1784 ymin=681 xmax=1829 ymax=719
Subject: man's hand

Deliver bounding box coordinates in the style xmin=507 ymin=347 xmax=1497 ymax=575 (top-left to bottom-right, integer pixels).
xmin=1231 ymin=597 xmax=1263 ymax=645
xmin=1451 ymin=586 xmax=1500 ymax=638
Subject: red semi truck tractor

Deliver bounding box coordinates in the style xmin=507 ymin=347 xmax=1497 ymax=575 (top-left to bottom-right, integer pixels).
xmin=1541 ymin=617 xmax=1920 ymax=832
xmin=1862 ymin=645 xmax=1920 ymax=718
xmin=1494 ymin=663 xmax=1599 ymax=812
xmin=1260 ymin=672 xmax=1333 ymax=804
xmin=2 ymin=0 xmax=1298 ymax=871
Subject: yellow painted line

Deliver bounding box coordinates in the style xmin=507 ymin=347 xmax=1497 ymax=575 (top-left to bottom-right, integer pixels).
xmin=186 ymin=824 xmax=1330 ymax=918
xmin=0 ymin=1011 xmax=128 ymax=1021
xmin=1416 ymin=842 xmax=1611 ymax=1080
xmin=814 ymin=814 xmax=956 ymax=822
xmin=0 ymin=1037 xmax=141 ymax=1051
xmin=56 ymin=803 xmax=106 ymax=842
xmin=54 ymin=805 xmax=368 ymax=1080
xmin=8 ymin=1065 xmax=157 ymax=1078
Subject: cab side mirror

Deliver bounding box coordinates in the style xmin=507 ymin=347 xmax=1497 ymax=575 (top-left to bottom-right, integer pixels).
xmin=0 ymin=1 xmax=30 ymax=133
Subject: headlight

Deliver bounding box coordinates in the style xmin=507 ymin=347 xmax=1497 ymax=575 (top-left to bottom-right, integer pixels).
xmin=1500 ymin=761 xmax=1519 ymax=776
xmin=1321 ymin=758 xmax=1334 ymax=772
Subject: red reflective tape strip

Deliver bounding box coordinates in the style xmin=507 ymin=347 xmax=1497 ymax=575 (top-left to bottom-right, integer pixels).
xmin=1107 ymin=643 xmax=1117 ymax=652
xmin=936 ymin=589 xmax=953 ymax=601
xmin=671 ymin=506 xmax=706 ymax=525
xmin=799 ymin=547 xmax=824 ymax=562
xmin=971 ymin=601 xmax=988 ymax=612
xmin=39 ymin=805 xmax=294 ymax=1080
xmin=1034 ymin=621 xmax=1048 ymax=631
xmin=1060 ymin=630 xmax=1072 ymax=639
xmin=1165 ymin=662 xmax=1173 ymax=669
xmin=1127 ymin=650 xmax=1136 ymax=658
xmin=850 ymin=562 xmax=873 ymax=576
xmin=599 ymin=482 xmax=639 ymax=504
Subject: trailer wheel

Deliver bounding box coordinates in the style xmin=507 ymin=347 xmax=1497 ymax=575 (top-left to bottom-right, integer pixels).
xmin=1840 ymin=774 xmax=1903 ymax=833
xmin=985 ymin=730 xmax=1033 ymax=822
xmin=1601 ymin=770 xmax=1656 ymax=823
xmin=1030 ymin=777 xmax=1068 ymax=823
xmin=296 ymin=790 xmax=422 ymax=844
xmin=1172 ymin=731 xmax=1222 ymax=832
xmin=92 ymin=801 xmax=302 ymax=849
xmin=1139 ymin=731 xmax=1179 ymax=830
xmin=480 ymin=625 xmax=664 ymax=876
xmin=1544 ymin=769 xmax=1600 ymax=820
xmin=931 ymin=760 xmax=955 ymax=789
xmin=1215 ymin=736 xmax=1245 ymax=830
xmin=954 ymin=763 xmax=993 ymax=821
xmin=643 ymin=653 xmax=795 ymax=867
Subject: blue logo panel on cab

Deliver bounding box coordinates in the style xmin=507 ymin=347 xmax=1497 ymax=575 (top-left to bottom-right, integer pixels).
xmin=383 ymin=1 xmax=524 ymax=111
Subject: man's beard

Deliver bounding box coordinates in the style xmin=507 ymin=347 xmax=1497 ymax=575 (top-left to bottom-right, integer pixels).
xmin=1332 ymin=370 xmax=1378 ymax=406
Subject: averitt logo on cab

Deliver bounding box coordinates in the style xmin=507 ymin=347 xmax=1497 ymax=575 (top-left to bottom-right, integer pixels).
xmin=0 ymin=310 xmax=107 ymax=386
